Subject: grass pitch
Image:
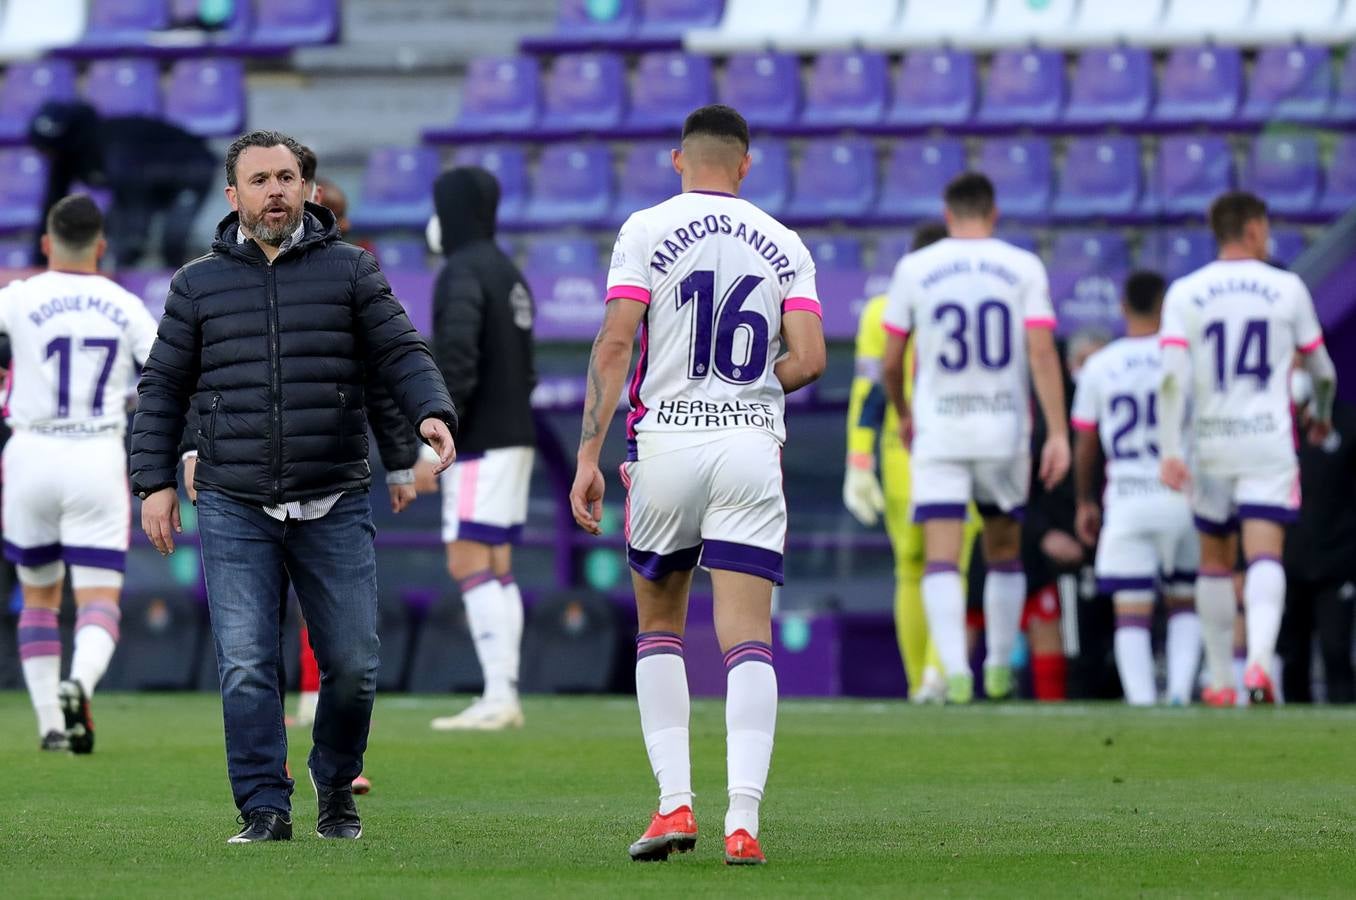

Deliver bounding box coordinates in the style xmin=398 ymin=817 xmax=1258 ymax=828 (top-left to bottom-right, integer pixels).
xmin=2 ymin=692 xmax=1354 ymax=898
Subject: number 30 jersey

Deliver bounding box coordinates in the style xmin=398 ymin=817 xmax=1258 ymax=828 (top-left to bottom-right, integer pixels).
xmin=0 ymin=271 xmax=158 ymax=436
xmin=605 ymin=191 xmax=821 ymax=452
xmin=881 ymin=237 xmax=1055 ymax=462
xmin=1160 ymin=259 xmax=1324 ymax=476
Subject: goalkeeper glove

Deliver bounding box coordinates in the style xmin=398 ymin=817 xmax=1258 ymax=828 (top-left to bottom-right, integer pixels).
xmin=842 ymin=453 xmax=886 ymax=527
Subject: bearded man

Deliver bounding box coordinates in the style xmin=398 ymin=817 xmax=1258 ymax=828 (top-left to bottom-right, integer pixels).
xmin=130 ymin=130 xmax=459 ymax=844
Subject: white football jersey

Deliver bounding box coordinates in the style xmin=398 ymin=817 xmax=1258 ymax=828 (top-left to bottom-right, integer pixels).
xmin=0 ymin=271 xmax=158 ymax=436
xmin=882 ymin=237 xmax=1055 ymax=462
xmin=1160 ymin=259 xmax=1323 ymax=476
xmin=605 ymin=191 xmax=820 ymax=454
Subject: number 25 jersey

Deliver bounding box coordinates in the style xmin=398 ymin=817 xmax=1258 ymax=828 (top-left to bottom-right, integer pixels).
xmin=881 ymin=237 xmax=1055 ymax=462
xmin=605 ymin=191 xmax=820 ymax=453
xmin=1160 ymin=259 xmax=1323 ymax=476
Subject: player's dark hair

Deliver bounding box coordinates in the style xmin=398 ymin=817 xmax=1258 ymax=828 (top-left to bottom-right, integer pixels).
xmin=1123 ymin=270 xmax=1167 ymax=318
xmin=912 ymin=221 xmax=948 ymax=252
xmin=681 ymin=104 xmax=750 ymax=152
xmin=46 ymin=193 xmax=103 ymax=249
xmin=943 ymin=172 xmax=996 ymax=219
xmin=298 ymin=144 xmax=318 ymax=183
xmin=224 ymin=129 xmax=306 ymax=187
xmin=1209 ymin=191 xmax=1268 ymax=244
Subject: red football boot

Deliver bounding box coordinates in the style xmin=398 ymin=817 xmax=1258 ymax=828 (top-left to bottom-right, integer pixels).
xmin=628 ymin=806 xmax=697 ymax=862
xmin=1243 ymin=664 xmax=1276 ymax=705
xmin=723 ymin=829 xmax=766 ymax=866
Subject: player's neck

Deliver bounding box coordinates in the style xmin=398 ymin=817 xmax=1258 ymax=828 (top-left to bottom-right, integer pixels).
xmin=947 ymin=222 xmax=992 ymax=240
xmin=1124 ymin=319 xmax=1158 ymax=338
xmin=682 ymin=172 xmax=739 ymax=197
xmin=1217 ymin=243 xmax=1261 ymax=262
xmin=47 ymin=260 xmax=99 ymax=275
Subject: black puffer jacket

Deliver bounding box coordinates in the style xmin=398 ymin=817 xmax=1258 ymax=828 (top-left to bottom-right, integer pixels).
xmin=131 ymin=204 xmax=457 ymax=504
xmin=432 ymin=167 xmax=536 ymax=455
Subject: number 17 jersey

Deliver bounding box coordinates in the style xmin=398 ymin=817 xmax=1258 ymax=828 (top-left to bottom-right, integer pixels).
xmin=605 ymin=191 xmax=821 ymax=455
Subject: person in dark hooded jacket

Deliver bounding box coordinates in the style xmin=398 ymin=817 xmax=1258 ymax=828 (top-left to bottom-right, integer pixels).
xmin=423 ymin=166 xmax=538 ymax=733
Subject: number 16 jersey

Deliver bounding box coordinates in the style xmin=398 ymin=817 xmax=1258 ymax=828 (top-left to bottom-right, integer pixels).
xmin=605 ymin=191 xmax=820 ymax=455
xmin=881 ymin=237 xmax=1055 ymax=463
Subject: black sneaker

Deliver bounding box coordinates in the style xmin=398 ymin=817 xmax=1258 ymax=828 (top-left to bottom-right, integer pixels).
xmin=58 ymin=680 xmax=94 ymax=754
xmin=40 ymin=730 xmax=69 ymax=752
xmin=313 ymin=772 xmax=362 ymax=839
xmin=227 ymin=809 xmax=293 ymax=844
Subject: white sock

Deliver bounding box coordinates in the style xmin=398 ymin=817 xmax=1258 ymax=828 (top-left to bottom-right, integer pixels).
xmin=983 ymin=564 xmax=1026 ymax=671
xmin=1233 ymin=653 xmax=1249 ymax=704
xmin=922 ymin=566 xmax=969 ymax=679
xmin=498 ymin=575 xmax=524 ymax=691
xmin=1196 ymin=574 xmax=1237 ymax=691
xmin=1165 ymin=604 xmax=1202 ymax=704
xmin=635 ymin=633 xmax=691 ymax=815
xmin=18 ymin=607 xmax=64 ymax=736
xmin=724 ymin=643 xmax=777 ymax=839
xmin=1112 ymin=602 xmax=1156 ymax=706
xmin=1243 ymin=557 xmax=1286 ymax=674
xmin=70 ymin=601 xmax=121 ymax=698
xmin=461 ymin=572 xmax=513 ymax=703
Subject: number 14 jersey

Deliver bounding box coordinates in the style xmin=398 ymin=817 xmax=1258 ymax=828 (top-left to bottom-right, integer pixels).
xmin=882 ymin=237 xmax=1055 ymax=462
xmin=605 ymin=191 xmax=820 ymax=453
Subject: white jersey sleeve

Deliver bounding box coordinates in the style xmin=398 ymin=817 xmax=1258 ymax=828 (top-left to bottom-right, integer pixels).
xmin=782 ymin=244 xmax=821 ymax=318
xmin=1020 ymin=257 xmax=1056 ymax=328
xmin=1070 ymin=357 xmax=1101 ymax=433
xmin=1290 ymin=277 xmax=1324 ymax=353
xmin=605 ymin=214 xmax=655 ymax=305
xmin=881 ymin=256 xmax=915 ymax=337
xmin=126 ymin=293 xmax=159 ymax=366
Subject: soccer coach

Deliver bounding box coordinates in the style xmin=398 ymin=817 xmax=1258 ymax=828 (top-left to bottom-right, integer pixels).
xmin=130 ymin=130 xmax=457 ymax=844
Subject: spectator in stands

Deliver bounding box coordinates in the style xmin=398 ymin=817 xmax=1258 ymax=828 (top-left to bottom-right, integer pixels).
xmin=27 ymin=100 xmax=216 ymax=268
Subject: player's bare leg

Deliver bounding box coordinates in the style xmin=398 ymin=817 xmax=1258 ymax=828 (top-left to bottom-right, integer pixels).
xmin=1196 ymin=531 xmax=1240 ymax=706
xmin=1240 ymin=520 xmax=1287 ymax=704
xmin=711 ymin=568 xmax=774 ymax=865
xmin=15 ymin=567 xmax=67 ymax=750
xmin=1112 ymin=591 xmax=1157 ymax=705
xmin=1164 ymin=589 xmax=1202 ymax=706
xmin=922 ymin=518 xmax=971 ymax=703
xmin=980 ymin=515 xmax=1024 ymax=701
xmin=629 ymin=568 xmax=696 ymax=862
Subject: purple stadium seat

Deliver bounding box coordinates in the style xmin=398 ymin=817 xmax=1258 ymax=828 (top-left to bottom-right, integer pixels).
xmin=1155 ymin=46 xmax=1243 ymax=126
xmin=0 ymin=60 xmax=77 ymax=144
xmin=873 ymin=233 xmax=916 ymax=274
xmin=740 ymin=139 xmax=790 ymax=216
xmin=1048 ymin=231 xmax=1130 ymax=338
xmin=432 ymin=57 xmax=540 ymax=140
xmin=525 ymin=236 xmax=601 ymax=274
xmin=1140 ymin=229 xmax=1216 ymax=282
xmin=1242 ymin=45 xmax=1332 ymax=125
xmin=611 ymin=142 xmax=679 ymax=224
xmin=1052 ymin=230 xmax=1132 ymax=272
xmin=351 ymin=147 xmax=440 ymax=231
xmin=80 ymin=0 xmax=170 ymax=50
xmin=539 ymin=53 xmax=626 ymax=136
xmin=525 ymin=143 xmax=613 ymax=228
xmin=1330 ymin=51 xmax=1356 ymax=126
xmin=0 ymin=237 xmax=36 ymax=268
xmin=1267 ymin=229 xmax=1308 ymax=267
xmin=719 ymin=52 xmax=800 ymax=130
xmin=164 ymin=59 xmax=244 ymax=136
xmin=1150 ymin=136 xmax=1234 ymax=219
xmin=624 ymin=52 xmax=714 ymax=135
xmin=1318 ymin=135 xmax=1356 ymax=217
xmin=979 ymin=138 xmax=1053 ymax=220
xmin=1062 ymin=47 xmax=1152 ymax=128
xmin=1052 ymin=136 xmax=1143 ymax=221
xmin=0 ymin=148 xmax=49 ymax=232
xmin=805 ymin=235 xmax=864 ymax=271
xmin=996 ymin=230 xmax=1040 ymax=254
xmin=884 ymin=49 xmax=976 ymax=131
xmin=799 ymin=50 xmax=889 ymax=131
xmin=372 ymin=237 xmax=431 ymax=271
xmin=873 ymin=138 xmax=966 ymax=223
xmin=1243 ymin=135 xmax=1320 ymax=217
xmin=249 ymin=0 xmax=340 ymax=50
xmin=977 ymin=49 xmax=1065 ymax=128
xmin=636 ymin=0 xmax=724 ymax=39
xmin=522 ymin=0 xmax=639 ymax=51
xmin=82 ymin=58 xmax=161 ymax=118
xmin=785 ymin=138 xmax=877 ymax=224
xmin=452 ymin=145 xmax=530 ymax=230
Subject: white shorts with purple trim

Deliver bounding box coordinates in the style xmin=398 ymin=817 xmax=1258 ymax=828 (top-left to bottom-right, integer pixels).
xmin=1 ymin=431 xmax=130 ymax=572
xmin=910 ymin=454 xmax=1031 ymax=523
xmin=1191 ymin=464 xmax=1300 ymax=536
xmin=439 ymin=445 xmax=534 ymax=545
xmin=621 ymin=430 xmax=786 ymax=585
xmin=1094 ymin=496 xmax=1198 ymax=596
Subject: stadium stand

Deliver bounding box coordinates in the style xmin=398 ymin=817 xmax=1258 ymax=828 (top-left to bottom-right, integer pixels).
xmin=83 ymin=57 xmax=162 ymax=117
xmin=0 ymin=60 xmax=77 ymax=144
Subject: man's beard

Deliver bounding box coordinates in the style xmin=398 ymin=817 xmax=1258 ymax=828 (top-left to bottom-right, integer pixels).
xmin=240 ymin=205 xmax=303 ymax=246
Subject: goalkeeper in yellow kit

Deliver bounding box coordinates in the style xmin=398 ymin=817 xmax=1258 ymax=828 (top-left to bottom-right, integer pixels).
xmin=843 ymin=224 xmax=980 ymax=703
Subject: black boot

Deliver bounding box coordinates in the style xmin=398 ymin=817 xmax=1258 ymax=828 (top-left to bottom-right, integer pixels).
xmin=227 ymin=809 xmax=293 ymax=844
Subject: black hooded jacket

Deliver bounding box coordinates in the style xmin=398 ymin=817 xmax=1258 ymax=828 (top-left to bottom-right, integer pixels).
xmin=432 ymin=167 xmax=536 ymax=455
xmin=130 ymin=203 xmax=457 ymax=505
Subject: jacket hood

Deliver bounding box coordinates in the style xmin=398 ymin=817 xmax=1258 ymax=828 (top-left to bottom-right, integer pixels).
xmin=432 ymin=166 xmax=499 ymax=255
xmin=211 ymin=202 xmax=340 ymax=258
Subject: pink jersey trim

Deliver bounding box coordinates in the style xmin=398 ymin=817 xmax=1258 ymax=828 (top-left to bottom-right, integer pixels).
xmin=1024 ymin=316 xmax=1057 ymax=330
xmin=882 ymin=322 xmax=909 ymax=339
xmin=1071 ymin=416 xmax=1097 ymax=433
xmin=783 ymin=296 xmax=822 ymax=318
xmin=1160 ymin=337 xmax=1189 ymax=348
xmin=1298 ymin=335 xmax=1325 ymax=354
xmin=606 ymin=284 xmax=651 ymax=305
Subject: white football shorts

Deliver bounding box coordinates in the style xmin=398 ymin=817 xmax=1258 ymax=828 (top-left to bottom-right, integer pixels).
xmin=1191 ymin=463 xmax=1300 ymax=535
xmin=439 ymin=445 xmax=534 ymax=545
xmin=910 ymin=454 xmax=1031 ymax=522
xmin=1095 ymin=495 xmax=1199 ymax=596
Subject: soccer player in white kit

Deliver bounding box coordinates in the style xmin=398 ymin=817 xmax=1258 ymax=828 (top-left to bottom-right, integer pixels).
xmin=1072 ymin=272 xmax=1202 ymax=706
xmin=881 ymin=173 xmax=1070 ymax=704
xmin=569 ymin=105 xmax=825 ymax=866
xmin=0 ymin=195 xmax=158 ymax=752
xmin=1158 ymin=192 xmax=1336 ymax=705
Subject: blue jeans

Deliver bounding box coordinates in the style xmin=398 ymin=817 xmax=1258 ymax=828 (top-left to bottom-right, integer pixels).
xmin=196 ymin=490 xmax=380 ymax=815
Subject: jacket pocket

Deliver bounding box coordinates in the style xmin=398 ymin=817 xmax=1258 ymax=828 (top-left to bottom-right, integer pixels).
xmin=206 ymin=393 xmax=221 ymax=462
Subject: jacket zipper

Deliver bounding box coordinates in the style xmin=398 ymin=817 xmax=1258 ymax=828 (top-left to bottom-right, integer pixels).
xmin=267 ymin=265 xmax=283 ymax=503
xmin=208 ymin=393 xmax=221 ymax=460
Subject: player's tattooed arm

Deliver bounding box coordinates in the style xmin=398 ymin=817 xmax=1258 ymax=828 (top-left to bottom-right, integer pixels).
xmin=775 ymin=309 xmax=826 ymax=395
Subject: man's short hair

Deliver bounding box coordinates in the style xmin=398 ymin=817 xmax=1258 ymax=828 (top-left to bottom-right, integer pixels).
xmin=1123 ymin=269 xmax=1167 ymax=318
xmin=1209 ymin=191 xmax=1268 ymax=244
xmin=46 ymin=194 xmax=103 ymax=250
xmin=943 ymin=172 xmax=996 ymax=219
xmin=681 ymin=104 xmax=750 ymax=153
xmin=912 ymin=221 xmax=948 ymax=252
xmin=298 ymin=144 xmax=318 ymax=183
xmin=224 ymin=130 xmax=306 ymax=187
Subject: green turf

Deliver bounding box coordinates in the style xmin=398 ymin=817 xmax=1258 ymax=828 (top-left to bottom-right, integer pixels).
xmin=2 ymin=693 xmax=1354 ymax=898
